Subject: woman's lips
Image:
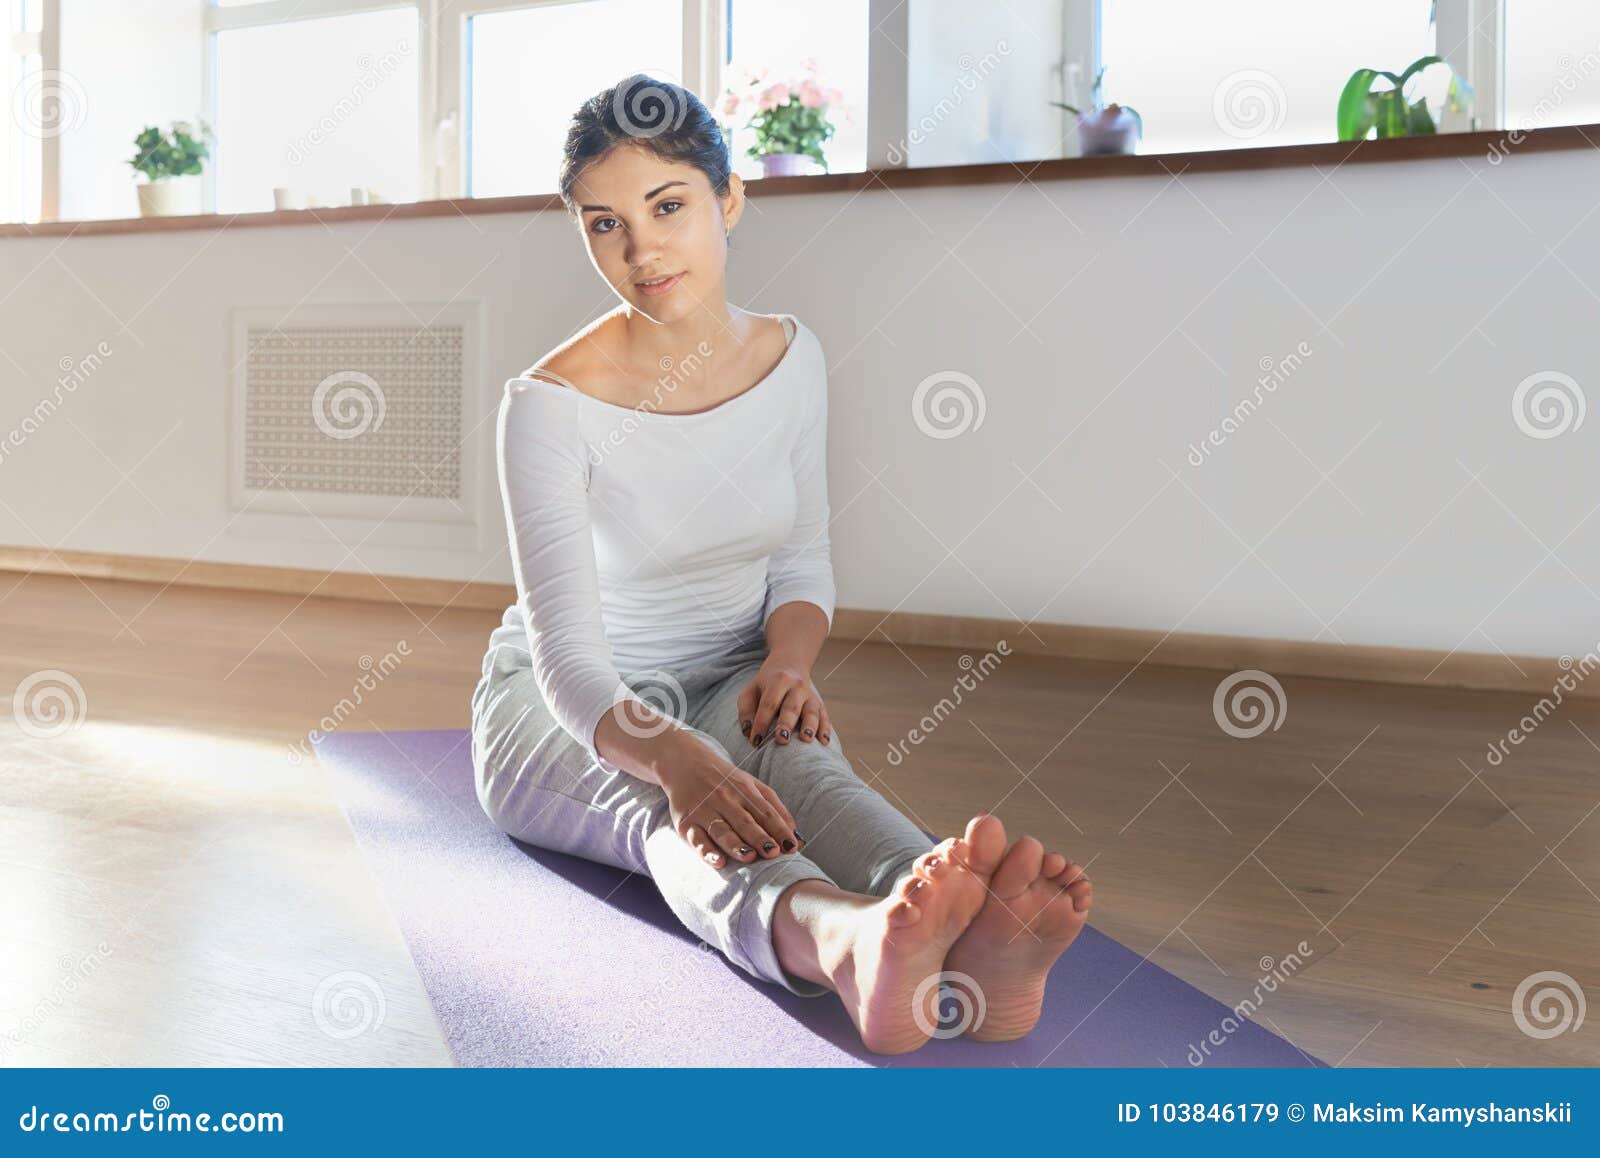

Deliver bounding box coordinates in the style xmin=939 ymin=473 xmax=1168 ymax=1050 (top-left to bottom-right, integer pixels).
xmin=636 ymin=272 xmax=683 ymax=296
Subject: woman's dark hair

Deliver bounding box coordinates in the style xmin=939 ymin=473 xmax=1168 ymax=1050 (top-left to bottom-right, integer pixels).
xmin=558 ymin=73 xmax=734 ymax=220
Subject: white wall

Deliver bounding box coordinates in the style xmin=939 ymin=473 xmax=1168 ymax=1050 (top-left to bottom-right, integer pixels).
xmin=1 ymin=142 xmax=1596 ymax=660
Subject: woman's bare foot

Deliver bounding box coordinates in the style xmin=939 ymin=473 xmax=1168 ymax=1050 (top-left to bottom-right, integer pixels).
xmin=942 ymin=835 xmax=1093 ymax=1042
xmin=784 ymin=814 xmax=1007 ymax=1054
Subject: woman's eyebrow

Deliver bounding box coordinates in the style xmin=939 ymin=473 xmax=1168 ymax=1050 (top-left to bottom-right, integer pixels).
xmin=580 ymin=180 xmax=689 ymax=213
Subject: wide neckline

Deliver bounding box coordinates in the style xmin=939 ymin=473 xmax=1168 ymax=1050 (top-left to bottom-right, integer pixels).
xmin=511 ymin=313 xmax=801 ymax=422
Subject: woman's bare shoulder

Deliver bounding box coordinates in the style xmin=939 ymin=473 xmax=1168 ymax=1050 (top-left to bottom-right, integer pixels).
xmin=518 ymin=315 xmax=626 ymax=396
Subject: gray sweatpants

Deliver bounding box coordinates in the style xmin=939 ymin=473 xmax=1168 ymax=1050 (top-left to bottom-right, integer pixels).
xmin=468 ymin=623 xmax=937 ymax=997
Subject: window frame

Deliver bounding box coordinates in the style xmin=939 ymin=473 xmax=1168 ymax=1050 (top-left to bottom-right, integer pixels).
xmin=1 ymin=0 xmax=1567 ymax=225
xmin=201 ymin=0 xmax=431 ymax=212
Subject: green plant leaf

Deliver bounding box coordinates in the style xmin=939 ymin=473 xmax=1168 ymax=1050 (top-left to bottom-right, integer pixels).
xmin=1407 ymin=95 xmax=1437 ymax=134
xmin=1395 ymin=53 xmax=1445 ymax=91
xmin=1337 ymin=68 xmax=1380 ymax=140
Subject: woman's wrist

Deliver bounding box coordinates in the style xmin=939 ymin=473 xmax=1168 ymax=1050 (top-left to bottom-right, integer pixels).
xmin=761 ymin=648 xmax=813 ymax=678
xmin=593 ymin=707 xmax=720 ymax=789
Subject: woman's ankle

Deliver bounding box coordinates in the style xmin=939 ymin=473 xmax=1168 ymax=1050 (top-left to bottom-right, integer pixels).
xmin=772 ymin=879 xmax=872 ymax=992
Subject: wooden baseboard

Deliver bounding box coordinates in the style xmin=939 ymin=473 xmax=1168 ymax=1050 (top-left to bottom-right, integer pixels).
xmin=2 ymin=545 xmax=1586 ymax=700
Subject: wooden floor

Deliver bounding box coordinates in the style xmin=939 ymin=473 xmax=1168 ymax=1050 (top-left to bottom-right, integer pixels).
xmin=2 ymin=570 xmax=1595 ymax=1067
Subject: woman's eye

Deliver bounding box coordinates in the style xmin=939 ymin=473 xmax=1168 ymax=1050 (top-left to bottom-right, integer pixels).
xmin=591 ymin=201 xmax=680 ymax=234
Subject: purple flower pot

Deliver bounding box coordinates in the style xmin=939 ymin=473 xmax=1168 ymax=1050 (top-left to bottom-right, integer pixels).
xmin=1078 ymin=106 xmax=1141 ymax=156
xmin=759 ymin=152 xmax=812 ymax=177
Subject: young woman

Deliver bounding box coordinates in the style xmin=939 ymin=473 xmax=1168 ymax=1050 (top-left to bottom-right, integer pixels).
xmin=469 ymin=74 xmax=1092 ymax=1056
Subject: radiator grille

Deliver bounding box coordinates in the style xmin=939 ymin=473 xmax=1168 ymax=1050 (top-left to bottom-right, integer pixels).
xmin=241 ymin=324 xmax=464 ymax=500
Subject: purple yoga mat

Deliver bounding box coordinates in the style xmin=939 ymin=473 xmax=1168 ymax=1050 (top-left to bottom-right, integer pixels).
xmin=315 ymin=728 xmax=1322 ymax=1067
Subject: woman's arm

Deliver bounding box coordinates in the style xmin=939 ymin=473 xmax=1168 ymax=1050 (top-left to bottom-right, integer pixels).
xmin=496 ymin=378 xmax=798 ymax=863
xmin=763 ymin=600 xmax=829 ymax=674
xmin=760 ymin=357 xmax=837 ymax=646
xmin=497 ymin=378 xmax=653 ymax=777
xmin=739 ymin=365 xmax=838 ymax=745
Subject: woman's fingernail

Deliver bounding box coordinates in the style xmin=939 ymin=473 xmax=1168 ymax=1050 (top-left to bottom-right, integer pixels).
xmin=740 ymin=720 xmax=751 ymax=735
xmin=779 ymin=728 xmax=790 ymax=740
xmin=792 ymin=829 xmax=804 ymax=841
xmin=738 ymin=845 xmax=752 ymax=856
xmin=762 ymin=841 xmax=776 ymax=852
xmin=802 ymin=727 xmax=813 ymax=737
xmin=781 ymin=839 xmax=795 ymax=852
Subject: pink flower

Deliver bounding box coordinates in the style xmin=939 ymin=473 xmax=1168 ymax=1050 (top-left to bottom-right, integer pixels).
xmin=720 ymin=91 xmax=742 ymax=116
xmin=758 ymin=83 xmax=789 ymax=111
xmin=800 ymin=56 xmax=819 ymax=73
xmin=827 ymin=87 xmax=844 ymax=107
xmin=797 ymin=81 xmax=824 ymax=108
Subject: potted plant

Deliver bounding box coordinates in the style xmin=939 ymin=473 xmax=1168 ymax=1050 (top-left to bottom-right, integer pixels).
xmin=719 ymin=59 xmax=847 ymax=177
xmin=1336 ymin=55 xmax=1472 ymax=139
xmin=128 ymin=119 xmax=212 ymax=216
xmin=1051 ymin=68 xmax=1142 ymax=156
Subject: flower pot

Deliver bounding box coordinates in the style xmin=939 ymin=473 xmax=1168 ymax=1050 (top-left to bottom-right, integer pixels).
xmin=1078 ymin=105 xmax=1141 ymax=156
xmin=759 ymin=152 xmax=812 ymax=178
xmin=136 ymin=177 xmax=198 ymax=217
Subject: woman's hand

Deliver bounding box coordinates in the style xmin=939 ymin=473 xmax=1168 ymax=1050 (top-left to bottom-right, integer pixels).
xmin=736 ymin=657 xmax=832 ymax=748
xmin=658 ymin=739 xmax=802 ymax=867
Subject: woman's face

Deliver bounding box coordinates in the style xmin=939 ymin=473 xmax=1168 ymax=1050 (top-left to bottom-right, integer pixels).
xmin=573 ymin=144 xmax=741 ymax=321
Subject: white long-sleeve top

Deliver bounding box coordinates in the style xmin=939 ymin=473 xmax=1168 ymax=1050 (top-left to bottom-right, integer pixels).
xmin=492 ymin=313 xmax=835 ymax=775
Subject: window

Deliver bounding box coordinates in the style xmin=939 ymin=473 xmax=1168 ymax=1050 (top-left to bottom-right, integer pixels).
xmin=1504 ymin=0 xmax=1600 ymax=132
xmin=212 ymin=4 xmax=420 ymax=213
xmin=1097 ymin=0 xmax=1439 ymax=155
xmin=10 ymin=1 xmax=1600 ymax=226
xmin=3 ymin=0 xmax=42 ymax=223
xmin=465 ymin=0 xmax=682 ymax=199
xmin=720 ymin=0 xmax=868 ymax=177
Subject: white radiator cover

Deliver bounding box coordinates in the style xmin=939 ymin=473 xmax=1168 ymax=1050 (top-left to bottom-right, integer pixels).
xmin=228 ymin=302 xmax=486 ymax=552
